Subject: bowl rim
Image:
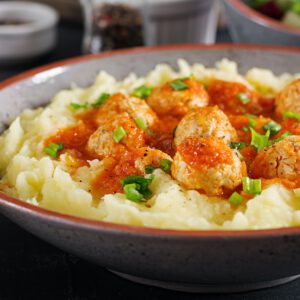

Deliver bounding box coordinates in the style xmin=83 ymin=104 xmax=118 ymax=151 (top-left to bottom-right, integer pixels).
xmin=1 ymin=43 xmax=300 ymax=238
xmin=227 ymin=0 xmax=300 ymax=36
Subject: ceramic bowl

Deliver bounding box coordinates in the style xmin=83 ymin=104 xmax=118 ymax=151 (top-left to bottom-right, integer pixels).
xmin=0 ymin=1 xmax=58 ymax=66
xmin=1 ymin=45 xmax=300 ymax=293
xmin=224 ymin=0 xmax=300 ymax=46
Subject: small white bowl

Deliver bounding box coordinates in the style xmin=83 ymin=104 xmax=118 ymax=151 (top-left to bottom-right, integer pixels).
xmin=0 ymin=1 xmax=59 ymax=66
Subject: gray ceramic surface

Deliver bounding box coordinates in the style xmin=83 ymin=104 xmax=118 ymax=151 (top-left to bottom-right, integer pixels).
xmin=224 ymin=0 xmax=300 ymax=46
xmin=0 ymin=45 xmax=300 ymax=293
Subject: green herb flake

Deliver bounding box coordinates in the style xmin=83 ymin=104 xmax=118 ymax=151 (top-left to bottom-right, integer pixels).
xmin=243 ymin=118 xmax=257 ymax=132
xmin=242 ymin=176 xmax=262 ymax=196
xmin=120 ymin=174 xmax=154 ymax=202
xmin=70 ymin=103 xmax=89 ymax=110
xmin=269 ymin=131 xmax=292 ymax=145
xmin=229 ymin=192 xmax=244 ymax=205
xmin=145 ymin=165 xmax=158 ymax=174
xmin=44 ymin=142 xmax=64 ymax=158
xmin=160 ymin=159 xmax=172 ymax=174
xmin=92 ymin=93 xmax=110 ymax=108
xmin=283 ymin=111 xmax=300 ymax=122
xmin=113 ymin=126 xmax=127 ymax=143
xmin=237 ymin=92 xmax=250 ymax=104
xmin=229 ymin=141 xmax=246 ymax=150
xmin=135 ymin=117 xmax=147 ymax=130
xmin=170 ymin=79 xmax=189 ymax=91
xmin=262 ymin=121 xmax=282 ymax=137
xmin=250 ymin=128 xmax=270 ymax=152
xmin=132 ymin=85 xmax=153 ymax=99
xmin=123 ymin=183 xmax=145 ymax=202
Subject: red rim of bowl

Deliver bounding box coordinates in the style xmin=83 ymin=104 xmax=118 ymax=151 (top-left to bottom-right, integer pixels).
xmin=227 ymin=0 xmax=300 ymax=35
xmin=1 ymin=43 xmax=300 ymax=238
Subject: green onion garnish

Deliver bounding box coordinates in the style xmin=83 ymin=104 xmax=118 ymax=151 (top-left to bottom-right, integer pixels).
xmin=250 ymin=128 xmax=270 ymax=152
xmin=132 ymin=85 xmax=153 ymax=99
xmin=229 ymin=192 xmax=244 ymax=205
xmin=242 ymin=176 xmax=262 ymax=195
xmin=145 ymin=165 xmax=158 ymax=174
xmin=135 ymin=117 xmax=147 ymax=130
xmin=113 ymin=126 xmax=127 ymax=143
xmin=269 ymin=131 xmax=292 ymax=145
xmin=237 ymin=92 xmax=250 ymax=104
xmin=283 ymin=111 xmax=300 ymax=122
xmin=92 ymin=93 xmax=110 ymax=108
xmin=120 ymin=174 xmax=154 ymax=202
xmin=44 ymin=142 xmax=64 ymax=158
xmin=123 ymin=183 xmax=145 ymax=202
xmin=170 ymin=79 xmax=189 ymax=91
xmin=160 ymin=159 xmax=172 ymax=174
xmin=263 ymin=121 xmax=282 ymax=137
xmin=229 ymin=141 xmax=246 ymax=150
xmin=172 ymin=126 xmax=177 ymax=138
xmin=244 ymin=113 xmax=257 ymax=119
xmin=70 ymin=103 xmax=89 ymax=110
xmin=243 ymin=118 xmax=257 ymax=132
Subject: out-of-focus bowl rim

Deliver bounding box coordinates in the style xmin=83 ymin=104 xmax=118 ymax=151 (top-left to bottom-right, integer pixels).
xmin=1 ymin=43 xmax=300 ymax=238
xmin=227 ymin=0 xmax=300 ymax=36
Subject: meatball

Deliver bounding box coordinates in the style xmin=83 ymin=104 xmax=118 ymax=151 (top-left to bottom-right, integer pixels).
xmin=147 ymin=78 xmax=209 ymax=117
xmin=174 ymin=106 xmax=237 ymax=148
xmin=134 ymin=147 xmax=172 ymax=174
xmin=172 ymin=137 xmax=243 ymax=196
xmin=275 ymin=79 xmax=300 ymax=117
xmin=208 ymin=80 xmax=262 ymax=115
xmin=87 ymin=114 xmax=145 ymax=158
xmin=250 ymin=135 xmax=300 ymax=180
xmin=96 ymin=93 xmax=158 ymax=128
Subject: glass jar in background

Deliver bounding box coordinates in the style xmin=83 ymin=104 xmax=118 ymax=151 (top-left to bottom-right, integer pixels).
xmin=80 ymin=0 xmax=149 ymax=53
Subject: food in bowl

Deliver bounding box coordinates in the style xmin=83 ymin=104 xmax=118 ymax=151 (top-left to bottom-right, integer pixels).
xmin=0 ymin=58 xmax=300 ymax=230
xmin=248 ymin=0 xmax=300 ymax=28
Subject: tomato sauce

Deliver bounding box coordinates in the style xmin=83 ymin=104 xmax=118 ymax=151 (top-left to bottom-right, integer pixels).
xmin=43 ymin=78 xmax=300 ymax=199
xmin=178 ymin=137 xmax=233 ymax=169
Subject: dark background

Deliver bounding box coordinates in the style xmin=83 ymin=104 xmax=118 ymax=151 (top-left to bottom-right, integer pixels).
xmin=1 ymin=23 xmax=300 ymax=300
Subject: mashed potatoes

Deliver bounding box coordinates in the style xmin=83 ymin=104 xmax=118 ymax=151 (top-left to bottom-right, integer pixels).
xmin=0 ymin=59 xmax=300 ymax=230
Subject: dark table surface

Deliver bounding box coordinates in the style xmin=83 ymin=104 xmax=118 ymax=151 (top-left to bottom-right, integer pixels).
xmin=1 ymin=23 xmax=300 ymax=300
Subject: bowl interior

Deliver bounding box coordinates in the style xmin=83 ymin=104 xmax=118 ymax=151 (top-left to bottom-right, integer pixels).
xmin=1 ymin=45 xmax=300 ymax=236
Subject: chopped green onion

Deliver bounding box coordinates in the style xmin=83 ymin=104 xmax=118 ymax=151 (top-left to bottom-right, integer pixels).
xmin=263 ymin=121 xmax=282 ymax=137
xmin=283 ymin=111 xmax=300 ymax=122
xmin=243 ymin=118 xmax=257 ymax=132
xmin=70 ymin=103 xmax=89 ymax=110
xmin=92 ymin=93 xmax=110 ymax=107
xmin=120 ymin=174 xmax=154 ymax=202
xmin=132 ymin=85 xmax=153 ymax=99
xmin=135 ymin=117 xmax=147 ymax=130
xmin=268 ymin=131 xmax=292 ymax=145
xmin=229 ymin=192 xmax=244 ymax=205
xmin=145 ymin=165 xmax=158 ymax=174
xmin=244 ymin=113 xmax=257 ymax=119
xmin=229 ymin=141 xmax=246 ymax=150
xmin=172 ymin=126 xmax=177 ymax=138
xmin=170 ymin=79 xmax=189 ymax=91
xmin=242 ymin=177 xmax=262 ymax=195
xmin=123 ymin=183 xmax=144 ymax=202
xmin=250 ymin=128 xmax=270 ymax=152
xmin=113 ymin=126 xmax=127 ymax=143
xmin=237 ymin=92 xmax=250 ymax=104
xmin=160 ymin=159 xmax=172 ymax=174
xmin=44 ymin=142 xmax=64 ymax=158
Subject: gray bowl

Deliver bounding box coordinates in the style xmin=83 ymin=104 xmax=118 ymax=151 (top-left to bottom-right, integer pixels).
xmin=1 ymin=45 xmax=300 ymax=293
xmin=224 ymin=0 xmax=300 ymax=46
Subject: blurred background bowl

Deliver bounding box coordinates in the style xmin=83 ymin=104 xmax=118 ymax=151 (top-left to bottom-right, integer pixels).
xmin=0 ymin=1 xmax=58 ymax=66
xmin=224 ymin=0 xmax=300 ymax=46
xmin=147 ymin=0 xmax=219 ymax=45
